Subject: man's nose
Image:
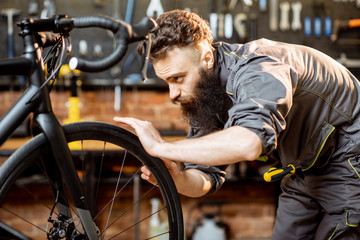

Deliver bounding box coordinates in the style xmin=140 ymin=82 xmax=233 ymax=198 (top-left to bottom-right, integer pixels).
xmin=169 ymin=84 xmax=181 ymax=100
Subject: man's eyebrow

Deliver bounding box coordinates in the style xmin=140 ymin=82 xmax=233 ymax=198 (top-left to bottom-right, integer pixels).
xmin=164 ymin=72 xmax=186 ymax=81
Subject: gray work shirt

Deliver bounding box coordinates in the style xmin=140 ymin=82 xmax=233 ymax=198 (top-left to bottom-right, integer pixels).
xmin=184 ymin=38 xmax=360 ymax=194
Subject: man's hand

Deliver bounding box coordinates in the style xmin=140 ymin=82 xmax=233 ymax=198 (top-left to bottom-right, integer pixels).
xmin=114 ymin=116 xmax=218 ymax=197
xmin=141 ymin=159 xmax=213 ymax=197
xmin=141 ymin=159 xmax=181 ymax=186
xmin=113 ymin=117 xmax=165 ymax=157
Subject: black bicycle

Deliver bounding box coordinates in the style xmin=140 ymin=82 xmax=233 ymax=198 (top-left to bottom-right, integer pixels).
xmin=0 ymin=15 xmax=183 ymax=240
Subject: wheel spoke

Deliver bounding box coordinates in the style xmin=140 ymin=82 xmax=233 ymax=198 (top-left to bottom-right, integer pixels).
xmin=0 ymin=122 xmax=183 ymax=239
xmin=1 ymin=206 xmax=48 ymax=234
xmin=102 ymin=150 xmax=127 ymax=239
xmin=103 ymin=184 xmax=159 ymax=235
xmin=108 ymin=207 xmax=167 ymax=240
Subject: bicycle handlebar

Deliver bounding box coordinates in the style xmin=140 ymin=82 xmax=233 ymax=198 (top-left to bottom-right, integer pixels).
xmin=68 ymin=16 xmax=156 ymax=72
xmin=18 ymin=15 xmax=156 ymax=73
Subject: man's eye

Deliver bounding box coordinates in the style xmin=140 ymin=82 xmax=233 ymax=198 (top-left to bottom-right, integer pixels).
xmin=175 ymin=77 xmax=183 ymax=82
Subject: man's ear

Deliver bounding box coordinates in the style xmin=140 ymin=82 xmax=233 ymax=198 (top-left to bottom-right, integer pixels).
xmin=202 ymin=50 xmax=214 ymax=70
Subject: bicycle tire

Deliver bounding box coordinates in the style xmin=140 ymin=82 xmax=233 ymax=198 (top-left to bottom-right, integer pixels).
xmin=0 ymin=121 xmax=184 ymax=240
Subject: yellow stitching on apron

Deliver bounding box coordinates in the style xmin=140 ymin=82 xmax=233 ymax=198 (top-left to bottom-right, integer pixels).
xmin=328 ymin=223 xmax=339 ymax=240
xmin=348 ymin=157 xmax=360 ymax=179
xmin=346 ymin=210 xmax=359 ymax=227
xmin=224 ymin=51 xmax=248 ymax=60
xmin=302 ymin=124 xmax=335 ymax=171
xmin=231 ymin=52 xmax=248 ymax=60
xmin=223 ymin=51 xmax=248 ymax=96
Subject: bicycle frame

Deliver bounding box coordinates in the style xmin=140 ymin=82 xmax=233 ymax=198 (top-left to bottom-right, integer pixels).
xmin=0 ymin=19 xmax=99 ymax=239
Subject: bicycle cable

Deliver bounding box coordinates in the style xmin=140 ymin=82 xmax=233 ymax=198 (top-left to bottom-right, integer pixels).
xmin=26 ymin=34 xmax=69 ymax=104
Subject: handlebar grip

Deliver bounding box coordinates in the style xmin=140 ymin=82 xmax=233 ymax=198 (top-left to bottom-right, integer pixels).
xmin=69 ymin=16 xmax=156 ymax=72
xmin=263 ymin=164 xmax=296 ymax=182
xmin=73 ymin=15 xmax=120 ymax=32
xmin=128 ymin=17 xmax=156 ymax=43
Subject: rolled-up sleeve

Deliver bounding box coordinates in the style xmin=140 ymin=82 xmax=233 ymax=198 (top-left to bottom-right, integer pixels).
xmin=183 ymin=162 xmax=227 ymax=194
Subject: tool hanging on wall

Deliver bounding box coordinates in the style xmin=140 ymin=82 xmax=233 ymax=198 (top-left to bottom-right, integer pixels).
xmin=243 ymin=0 xmax=253 ymax=7
xmin=28 ymin=0 xmax=39 ymax=17
xmin=269 ymin=0 xmax=279 ymax=31
xmin=115 ymin=0 xmax=139 ymax=111
xmin=1 ymin=8 xmax=24 ymax=87
xmin=279 ymin=1 xmax=290 ymax=31
xmin=125 ymin=0 xmax=135 ymax=23
xmin=228 ymin=0 xmax=238 ymax=10
xmin=331 ymin=18 xmax=360 ymax=42
xmin=60 ymin=65 xmax=83 ymax=150
xmin=146 ymin=0 xmax=164 ymax=18
xmin=40 ymin=0 xmax=56 ymax=19
xmin=112 ymin=0 xmax=122 ymax=20
xmin=324 ymin=17 xmax=332 ymax=38
xmin=259 ymin=0 xmax=267 ymax=12
xmin=209 ymin=0 xmax=219 ymax=39
xmin=224 ymin=13 xmax=233 ymax=39
xmin=234 ymin=13 xmax=247 ymax=42
xmin=218 ymin=0 xmax=233 ymax=39
xmin=60 ymin=65 xmax=82 ymax=143
xmin=304 ymin=16 xmax=311 ymax=37
xmin=314 ymin=17 xmax=322 ymax=38
xmin=248 ymin=14 xmax=257 ymax=41
xmin=223 ymin=0 xmax=234 ymax=39
xmin=1 ymin=8 xmax=21 ymax=59
xmin=291 ymin=1 xmax=302 ymax=31
xmin=218 ymin=13 xmax=225 ymax=39
xmin=313 ymin=1 xmax=326 ymax=38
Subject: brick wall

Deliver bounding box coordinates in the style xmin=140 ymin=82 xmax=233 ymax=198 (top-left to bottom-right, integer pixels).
xmin=0 ymin=89 xmax=276 ymax=239
xmin=0 ymin=88 xmax=187 ymax=131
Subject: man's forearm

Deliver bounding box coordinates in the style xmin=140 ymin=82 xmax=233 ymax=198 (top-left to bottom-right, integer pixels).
xmin=113 ymin=117 xmax=262 ymax=166
xmin=154 ymin=126 xmax=262 ymax=166
xmin=175 ymin=169 xmax=213 ymax=197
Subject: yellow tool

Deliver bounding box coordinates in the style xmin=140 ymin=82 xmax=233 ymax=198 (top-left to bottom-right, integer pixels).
xmin=61 ymin=65 xmax=82 ymax=124
xmin=59 ymin=64 xmax=82 ymax=150
xmin=263 ymin=164 xmax=296 ymax=182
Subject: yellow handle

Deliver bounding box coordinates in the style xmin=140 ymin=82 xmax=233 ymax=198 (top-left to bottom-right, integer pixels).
xmin=263 ymin=164 xmax=296 ymax=182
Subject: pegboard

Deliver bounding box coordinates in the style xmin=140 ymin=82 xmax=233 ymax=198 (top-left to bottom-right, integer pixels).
xmin=0 ymin=0 xmax=359 ymax=88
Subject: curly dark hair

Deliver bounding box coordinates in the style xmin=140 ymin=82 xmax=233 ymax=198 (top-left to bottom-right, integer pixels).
xmin=138 ymin=9 xmax=213 ymax=61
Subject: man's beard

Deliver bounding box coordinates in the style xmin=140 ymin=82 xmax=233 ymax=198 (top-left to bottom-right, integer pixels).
xmin=179 ymin=67 xmax=228 ymax=135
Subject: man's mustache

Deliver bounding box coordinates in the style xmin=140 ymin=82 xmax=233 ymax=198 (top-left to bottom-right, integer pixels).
xmin=172 ymin=96 xmax=195 ymax=105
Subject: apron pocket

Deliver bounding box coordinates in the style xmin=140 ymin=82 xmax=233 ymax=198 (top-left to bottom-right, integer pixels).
xmin=346 ymin=209 xmax=360 ymax=227
xmin=296 ymin=122 xmax=336 ymax=171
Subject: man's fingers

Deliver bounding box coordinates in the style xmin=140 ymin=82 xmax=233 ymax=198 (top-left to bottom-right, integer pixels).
xmin=141 ymin=173 xmax=150 ymax=180
xmin=113 ymin=117 xmax=138 ymax=128
xmin=140 ymin=165 xmax=157 ymax=185
xmin=141 ymin=165 xmax=150 ymax=175
xmin=113 ymin=117 xmax=153 ymax=130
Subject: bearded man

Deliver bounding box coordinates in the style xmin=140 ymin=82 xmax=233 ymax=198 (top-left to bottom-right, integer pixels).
xmin=114 ymin=9 xmax=360 ymax=239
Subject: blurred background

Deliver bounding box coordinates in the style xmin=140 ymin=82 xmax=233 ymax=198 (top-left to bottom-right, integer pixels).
xmin=0 ymin=0 xmax=359 ymax=239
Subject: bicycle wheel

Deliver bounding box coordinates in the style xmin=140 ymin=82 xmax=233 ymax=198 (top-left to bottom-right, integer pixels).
xmin=0 ymin=121 xmax=183 ymax=240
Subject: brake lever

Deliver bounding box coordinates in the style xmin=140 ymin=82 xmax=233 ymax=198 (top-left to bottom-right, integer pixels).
xmin=140 ymin=33 xmax=152 ymax=82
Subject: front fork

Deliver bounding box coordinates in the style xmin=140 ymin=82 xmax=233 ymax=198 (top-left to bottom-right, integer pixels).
xmin=34 ymin=112 xmax=99 ymax=240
